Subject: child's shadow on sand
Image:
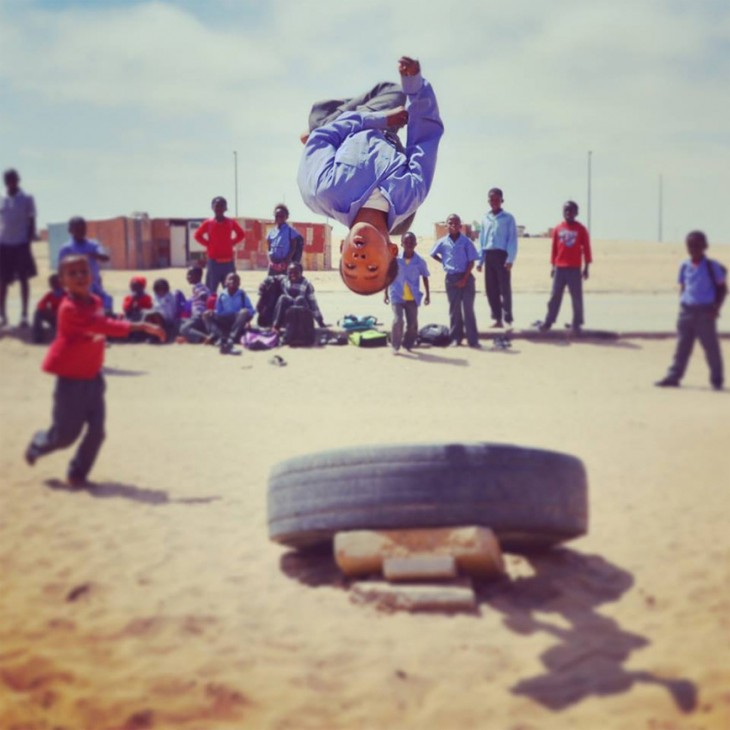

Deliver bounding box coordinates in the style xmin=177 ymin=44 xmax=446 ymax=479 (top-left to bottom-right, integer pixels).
xmin=45 ymin=479 xmax=220 ymax=506
xmin=478 ymin=548 xmax=697 ymax=713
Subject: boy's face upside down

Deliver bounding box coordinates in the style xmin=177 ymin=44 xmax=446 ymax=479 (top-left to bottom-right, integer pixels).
xmin=340 ymin=221 xmax=398 ymax=295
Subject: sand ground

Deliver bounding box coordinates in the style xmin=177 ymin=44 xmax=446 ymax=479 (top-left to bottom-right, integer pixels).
xmin=1 ymin=240 xmax=729 ymax=730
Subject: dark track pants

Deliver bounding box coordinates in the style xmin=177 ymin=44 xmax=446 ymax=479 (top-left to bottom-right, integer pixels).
xmin=544 ymin=267 xmax=584 ymax=329
xmin=28 ymin=375 xmax=106 ymax=481
xmin=666 ymin=305 xmax=723 ymax=387
xmin=483 ymin=249 xmax=513 ymax=324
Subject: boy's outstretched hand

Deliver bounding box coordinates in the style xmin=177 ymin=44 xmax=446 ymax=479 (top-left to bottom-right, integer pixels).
xmin=398 ymin=56 xmax=420 ymax=76
xmin=141 ymin=322 xmax=166 ymax=343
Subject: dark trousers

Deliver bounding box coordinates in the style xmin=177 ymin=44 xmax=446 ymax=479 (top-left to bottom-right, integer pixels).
xmin=445 ymin=274 xmax=479 ymax=346
xmin=274 ymin=294 xmax=311 ymax=329
xmin=28 ymin=375 xmax=106 ymax=481
xmin=210 ymin=310 xmax=253 ymax=345
xmin=483 ymin=249 xmax=513 ymax=324
xmin=391 ymin=301 xmax=419 ymax=350
xmin=32 ymin=310 xmax=57 ymax=344
xmin=308 ymin=82 xmax=415 ymax=236
xmin=544 ymin=267 xmax=584 ymax=328
xmin=180 ymin=315 xmax=212 ymax=344
xmin=666 ymin=305 xmax=724 ymax=387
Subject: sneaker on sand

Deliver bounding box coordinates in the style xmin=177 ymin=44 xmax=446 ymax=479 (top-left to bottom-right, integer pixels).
xmin=655 ymin=378 xmax=680 ymax=388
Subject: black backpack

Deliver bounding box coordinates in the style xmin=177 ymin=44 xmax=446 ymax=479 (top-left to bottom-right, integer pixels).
xmin=256 ymin=276 xmax=283 ymax=328
xmin=284 ymin=306 xmax=316 ymax=347
xmin=418 ymin=323 xmax=451 ymax=347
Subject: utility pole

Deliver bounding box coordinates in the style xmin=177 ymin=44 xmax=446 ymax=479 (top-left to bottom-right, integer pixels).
xmin=233 ymin=150 xmax=239 ymax=217
xmin=658 ymin=173 xmax=663 ymax=242
xmin=587 ymin=150 xmax=593 ymax=234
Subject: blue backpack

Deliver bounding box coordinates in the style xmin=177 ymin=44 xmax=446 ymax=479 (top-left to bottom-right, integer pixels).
xmin=339 ymin=314 xmax=380 ymax=332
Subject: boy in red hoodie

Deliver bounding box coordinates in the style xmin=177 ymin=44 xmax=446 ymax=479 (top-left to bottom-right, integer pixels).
xmin=25 ymin=255 xmax=164 ymax=486
xmin=538 ymin=200 xmax=592 ymax=333
xmin=193 ymin=196 xmax=245 ymax=293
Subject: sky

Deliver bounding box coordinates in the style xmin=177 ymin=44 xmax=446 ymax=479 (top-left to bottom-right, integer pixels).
xmin=1 ymin=0 xmax=729 ymax=244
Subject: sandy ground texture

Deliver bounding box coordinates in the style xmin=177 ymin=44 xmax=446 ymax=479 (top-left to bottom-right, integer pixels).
xmin=1 ymin=240 xmax=730 ymax=729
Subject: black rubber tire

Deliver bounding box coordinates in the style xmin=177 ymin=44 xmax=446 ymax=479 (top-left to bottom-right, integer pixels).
xmin=268 ymin=443 xmax=588 ymax=551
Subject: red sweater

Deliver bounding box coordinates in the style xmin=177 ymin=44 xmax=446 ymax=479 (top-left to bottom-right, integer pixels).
xmin=194 ymin=217 xmax=245 ymax=262
xmin=122 ymin=292 xmax=153 ymax=315
xmin=43 ymin=295 xmax=131 ymax=380
xmin=551 ymin=221 xmax=592 ymax=268
xmin=36 ymin=290 xmax=65 ymax=314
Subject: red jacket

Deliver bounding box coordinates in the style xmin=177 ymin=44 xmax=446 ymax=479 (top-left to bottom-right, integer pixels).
xmin=194 ymin=217 xmax=245 ymax=262
xmin=123 ymin=292 xmax=153 ymax=315
xmin=36 ymin=289 xmax=65 ymax=314
xmin=551 ymin=221 xmax=592 ymax=268
xmin=43 ymin=295 xmax=131 ymax=380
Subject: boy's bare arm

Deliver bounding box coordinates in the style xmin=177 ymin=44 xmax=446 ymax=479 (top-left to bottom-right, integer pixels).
xmin=423 ymin=276 xmax=431 ymax=305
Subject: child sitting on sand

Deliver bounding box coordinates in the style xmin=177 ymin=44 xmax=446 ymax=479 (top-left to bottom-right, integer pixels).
xmin=384 ymin=231 xmax=430 ymax=353
xmin=32 ymin=273 xmax=65 ymax=344
xmin=144 ymin=278 xmax=180 ymax=341
xmin=24 ymin=255 xmax=164 ymax=487
xmin=122 ymin=275 xmax=153 ymax=322
xmin=205 ymin=272 xmax=255 ymax=355
xmin=297 ymin=55 xmax=443 ymax=296
xmin=655 ymin=230 xmax=726 ymax=391
xmin=179 ymin=266 xmax=213 ymax=344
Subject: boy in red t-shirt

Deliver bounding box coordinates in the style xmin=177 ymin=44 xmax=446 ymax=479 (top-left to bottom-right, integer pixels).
xmin=538 ymin=200 xmax=592 ymax=333
xmin=25 ymin=255 xmax=164 ymax=487
xmin=193 ymin=196 xmax=245 ymax=294
xmin=32 ymin=273 xmax=65 ymax=343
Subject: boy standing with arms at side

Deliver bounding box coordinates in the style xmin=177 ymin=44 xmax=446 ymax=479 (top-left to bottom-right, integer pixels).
xmin=194 ymin=196 xmax=245 ymax=294
xmin=431 ymin=214 xmax=481 ymax=348
xmin=656 ymin=230 xmax=726 ymax=390
xmin=25 ymin=256 xmax=164 ymax=487
xmin=385 ymin=231 xmax=430 ymax=353
xmin=476 ymin=187 xmax=518 ymax=328
xmin=267 ymin=204 xmax=304 ymax=273
xmin=0 ymin=168 xmax=37 ymax=327
xmin=538 ymin=200 xmax=592 ymax=333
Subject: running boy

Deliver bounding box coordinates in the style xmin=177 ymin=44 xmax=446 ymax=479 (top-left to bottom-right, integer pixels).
xmin=194 ymin=196 xmax=245 ymax=293
xmin=384 ymin=231 xmax=430 ymax=353
xmin=656 ymin=230 xmax=726 ymax=390
xmin=298 ymin=55 xmax=443 ymax=296
xmin=538 ymin=201 xmax=592 ymax=333
xmin=25 ymin=255 xmax=164 ymax=486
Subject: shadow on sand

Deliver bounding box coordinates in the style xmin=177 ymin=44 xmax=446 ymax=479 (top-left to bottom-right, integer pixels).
xmin=44 ymin=479 xmax=220 ymax=506
xmin=102 ymin=366 xmax=148 ymax=377
xmin=477 ymin=548 xmax=697 ymax=713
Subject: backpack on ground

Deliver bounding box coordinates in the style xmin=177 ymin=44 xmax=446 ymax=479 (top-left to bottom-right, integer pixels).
xmin=339 ymin=314 xmax=380 ymax=332
xmin=418 ymin=323 xmax=451 ymax=347
xmin=348 ymin=330 xmax=388 ymax=348
xmin=242 ymin=328 xmax=280 ymax=351
xmin=284 ymin=306 xmax=316 ymax=347
xmin=256 ymin=276 xmax=283 ymax=327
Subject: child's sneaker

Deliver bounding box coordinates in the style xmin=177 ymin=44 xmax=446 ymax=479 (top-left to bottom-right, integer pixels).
xmin=24 ymin=443 xmax=37 ymax=466
xmin=655 ymin=377 xmax=680 ymax=388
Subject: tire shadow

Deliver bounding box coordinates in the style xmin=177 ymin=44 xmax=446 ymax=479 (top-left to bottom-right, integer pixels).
xmin=279 ymin=546 xmax=349 ymax=590
xmin=476 ymin=548 xmax=697 ymax=713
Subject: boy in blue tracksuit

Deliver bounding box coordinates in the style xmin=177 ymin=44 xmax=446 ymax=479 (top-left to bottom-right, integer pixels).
xmin=205 ymin=272 xmax=255 ymax=355
xmin=298 ymin=55 xmax=443 ymax=297
xmin=656 ymin=230 xmax=726 ymax=390
xmin=385 ymin=231 xmax=430 ymax=353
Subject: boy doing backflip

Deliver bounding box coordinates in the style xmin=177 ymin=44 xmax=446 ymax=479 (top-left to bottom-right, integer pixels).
xmin=298 ymin=56 xmax=443 ymax=296
xmin=25 ymin=256 xmax=164 ymax=487
xmin=656 ymin=230 xmax=726 ymax=391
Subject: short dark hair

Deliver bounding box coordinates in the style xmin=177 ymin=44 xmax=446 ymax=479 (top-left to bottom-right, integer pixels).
xmin=287 ymin=261 xmax=303 ymax=275
xmin=564 ymin=200 xmax=579 ymax=213
xmin=68 ymin=215 xmax=86 ymax=228
xmin=274 ymin=203 xmax=289 ymax=217
xmin=153 ymin=278 xmax=170 ymax=291
xmin=4 ymin=168 xmax=19 ymax=183
xmin=686 ymin=230 xmax=708 ymax=247
xmin=187 ymin=266 xmax=202 ymax=282
xmin=488 ymin=187 xmax=503 ymax=198
xmin=401 ymin=231 xmax=417 ymax=244
xmin=211 ymin=196 xmax=227 ymax=208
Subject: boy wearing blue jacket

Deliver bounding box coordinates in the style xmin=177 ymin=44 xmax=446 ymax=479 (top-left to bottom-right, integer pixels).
xmin=298 ymin=56 xmax=443 ymax=296
xmin=385 ymin=232 xmax=430 ymax=353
